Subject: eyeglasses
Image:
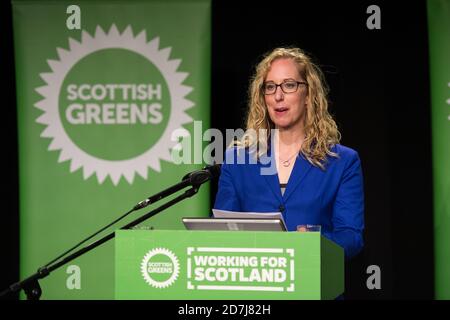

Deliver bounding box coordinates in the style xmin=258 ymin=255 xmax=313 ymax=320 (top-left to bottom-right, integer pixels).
xmin=262 ymin=80 xmax=308 ymax=95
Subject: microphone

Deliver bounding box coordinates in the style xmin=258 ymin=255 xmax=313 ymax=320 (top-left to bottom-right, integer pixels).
xmin=133 ymin=164 xmax=222 ymax=211
xmin=206 ymin=163 xmax=222 ymax=179
xmin=182 ymin=163 xmax=222 ymax=182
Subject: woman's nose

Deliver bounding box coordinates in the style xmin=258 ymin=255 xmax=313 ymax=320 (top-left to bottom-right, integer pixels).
xmin=274 ymin=86 xmax=284 ymax=101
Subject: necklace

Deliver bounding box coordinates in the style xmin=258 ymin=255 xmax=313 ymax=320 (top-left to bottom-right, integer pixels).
xmin=278 ymin=151 xmax=299 ymax=167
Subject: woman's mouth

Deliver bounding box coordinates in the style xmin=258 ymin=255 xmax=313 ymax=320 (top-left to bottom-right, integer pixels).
xmin=274 ymin=107 xmax=289 ymax=114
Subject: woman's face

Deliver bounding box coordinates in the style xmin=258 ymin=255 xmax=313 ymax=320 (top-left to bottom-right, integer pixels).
xmin=264 ymin=58 xmax=308 ymax=131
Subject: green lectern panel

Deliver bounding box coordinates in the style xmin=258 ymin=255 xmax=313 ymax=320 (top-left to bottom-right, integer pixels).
xmin=115 ymin=230 xmax=343 ymax=300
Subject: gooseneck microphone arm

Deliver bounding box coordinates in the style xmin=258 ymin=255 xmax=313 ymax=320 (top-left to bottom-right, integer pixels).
xmin=0 ymin=164 xmax=221 ymax=300
xmin=133 ymin=164 xmax=221 ymax=210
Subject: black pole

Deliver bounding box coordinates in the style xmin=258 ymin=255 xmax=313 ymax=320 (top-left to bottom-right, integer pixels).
xmin=0 ymin=186 xmax=200 ymax=300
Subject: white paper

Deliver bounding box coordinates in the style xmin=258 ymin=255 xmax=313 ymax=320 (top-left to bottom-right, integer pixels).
xmin=212 ymin=209 xmax=287 ymax=229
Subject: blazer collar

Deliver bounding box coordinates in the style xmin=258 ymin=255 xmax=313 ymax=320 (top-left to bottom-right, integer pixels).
xmin=259 ymin=152 xmax=283 ymax=203
xmin=283 ymin=154 xmax=313 ymax=202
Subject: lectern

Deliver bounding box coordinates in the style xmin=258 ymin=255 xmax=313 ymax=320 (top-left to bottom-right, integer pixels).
xmin=115 ymin=229 xmax=344 ymax=300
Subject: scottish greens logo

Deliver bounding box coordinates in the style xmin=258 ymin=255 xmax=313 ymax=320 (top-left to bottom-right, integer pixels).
xmin=35 ymin=25 xmax=194 ymax=185
xmin=141 ymin=248 xmax=180 ymax=289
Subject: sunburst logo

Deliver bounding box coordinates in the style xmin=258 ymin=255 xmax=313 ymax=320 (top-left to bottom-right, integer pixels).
xmin=141 ymin=248 xmax=180 ymax=289
xmin=35 ymin=24 xmax=194 ymax=185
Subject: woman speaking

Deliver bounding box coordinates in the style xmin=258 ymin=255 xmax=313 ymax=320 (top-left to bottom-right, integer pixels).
xmin=214 ymin=47 xmax=364 ymax=259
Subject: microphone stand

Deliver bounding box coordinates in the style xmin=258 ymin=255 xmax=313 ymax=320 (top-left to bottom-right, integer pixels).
xmin=0 ymin=170 xmax=211 ymax=300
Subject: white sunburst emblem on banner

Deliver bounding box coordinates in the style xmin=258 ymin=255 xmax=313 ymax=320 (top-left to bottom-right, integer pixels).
xmin=35 ymin=24 xmax=194 ymax=185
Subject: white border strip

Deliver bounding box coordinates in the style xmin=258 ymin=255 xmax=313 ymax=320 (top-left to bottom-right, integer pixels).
xmin=187 ymin=257 xmax=191 ymax=278
xmin=197 ymin=285 xmax=284 ymax=291
xmin=196 ymin=247 xmax=283 ymax=253
xmin=290 ymin=259 xmax=295 ymax=281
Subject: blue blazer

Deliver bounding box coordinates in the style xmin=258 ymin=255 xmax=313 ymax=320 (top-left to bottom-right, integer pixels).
xmin=214 ymin=144 xmax=364 ymax=259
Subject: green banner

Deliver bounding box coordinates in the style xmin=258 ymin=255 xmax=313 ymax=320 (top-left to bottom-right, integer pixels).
xmin=12 ymin=0 xmax=211 ymax=299
xmin=427 ymin=0 xmax=450 ymax=300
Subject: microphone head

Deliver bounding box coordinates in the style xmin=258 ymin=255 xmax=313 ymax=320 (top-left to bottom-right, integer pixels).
xmin=204 ymin=163 xmax=221 ymax=179
xmin=182 ymin=171 xmax=192 ymax=181
xmin=189 ymin=169 xmax=210 ymax=186
xmin=181 ymin=164 xmax=222 ymax=185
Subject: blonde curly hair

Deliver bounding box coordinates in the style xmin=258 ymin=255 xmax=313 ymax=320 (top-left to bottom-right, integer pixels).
xmin=241 ymin=47 xmax=341 ymax=169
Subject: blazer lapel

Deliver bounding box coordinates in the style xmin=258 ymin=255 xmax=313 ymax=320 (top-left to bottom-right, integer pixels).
xmin=283 ymin=154 xmax=313 ymax=202
xmin=258 ymin=153 xmax=283 ymax=203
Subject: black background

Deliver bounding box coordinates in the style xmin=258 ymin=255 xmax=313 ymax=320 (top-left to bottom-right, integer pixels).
xmin=1 ymin=0 xmax=433 ymax=300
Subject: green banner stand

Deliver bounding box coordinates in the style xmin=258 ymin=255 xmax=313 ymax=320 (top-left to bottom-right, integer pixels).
xmin=427 ymin=0 xmax=450 ymax=300
xmin=12 ymin=0 xmax=211 ymax=299
xmin=115 ymin=230 xmax=344 ymax=300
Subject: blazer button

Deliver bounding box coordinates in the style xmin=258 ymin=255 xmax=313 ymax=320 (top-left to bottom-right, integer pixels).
xmin=279 ymin=205 xmax=285 ymax=212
